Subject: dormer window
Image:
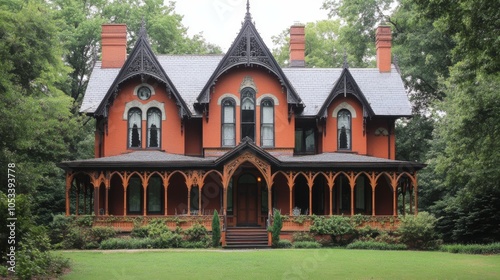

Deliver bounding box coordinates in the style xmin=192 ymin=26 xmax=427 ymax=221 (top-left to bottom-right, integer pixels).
xmin=128 ymin=108 xmax=142 ymax=148
xmin=241 ymin=87 xmax=255 ymax=141
xmin=337 ymin=109 xmax=351 ymax=150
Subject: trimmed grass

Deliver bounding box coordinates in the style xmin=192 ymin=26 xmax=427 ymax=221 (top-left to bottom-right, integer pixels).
xmin=60 ymin=249 xmax=500 ymax=280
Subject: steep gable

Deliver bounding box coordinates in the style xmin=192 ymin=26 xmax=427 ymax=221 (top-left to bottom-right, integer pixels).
xmin=94 ymin=24 xmax=191 ymax=118
xmin=195 ymin=2 xmax=303 ymax=113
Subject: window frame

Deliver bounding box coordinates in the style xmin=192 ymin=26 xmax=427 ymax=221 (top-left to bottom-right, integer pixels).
xmin=337 ymin=109 xmax=352 ymax=150
xmin=128 ymin=108 xmax=142 ymax=149
xmin=127 ymin=176 xmax=143 ymax=215
xmin=260 ymin=98 xmax=275 ymax=148
xmin=221 ymin=97 xmax=236 ymax=147
xmin=146 ymin=108 xmax=162 ymax=149
xmin=240 ymin=87 xmax=256 ymax=142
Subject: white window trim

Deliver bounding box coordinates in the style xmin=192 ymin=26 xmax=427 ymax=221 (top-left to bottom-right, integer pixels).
xmin=123 ymin=100 xmax=166 ymax=121
xmin=332 ymin=102 xmax=357 ymax=118
xmin=133 ymin=84 xmax=155 ymax=97
xmin=256 ymin=93 xmax=279 ymax=106
xmin=217 ymin=93 xmax=240 ymax=106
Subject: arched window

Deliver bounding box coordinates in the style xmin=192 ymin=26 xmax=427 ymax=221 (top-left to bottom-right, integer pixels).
xmin=222 ymin=98 xmax=236 ymax=146
xmin=241 ymin=87 xmax=255 ymax=141
xmin=128 ymin=108 xmax=142 ymax=148
xmin=337 ymin=109 xmax=351 ymax=150
xmin=147 ymin=108 xmax=161 ymax=148
xmin=261 ymin=99 xmax=274 ymax=147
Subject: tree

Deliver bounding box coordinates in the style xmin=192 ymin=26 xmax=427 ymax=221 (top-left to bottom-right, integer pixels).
xmin=51 ymin=0 xmax=222 ymax=102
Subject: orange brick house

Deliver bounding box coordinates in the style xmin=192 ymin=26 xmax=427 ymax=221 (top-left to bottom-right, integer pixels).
xmin=59 ymin=4 xmax=423 ymax=245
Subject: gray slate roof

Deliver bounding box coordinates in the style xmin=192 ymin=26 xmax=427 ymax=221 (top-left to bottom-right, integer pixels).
xmin=81 ymin=56 xmax=411 ymax=117
xmin=59 ymin=149 xmax=424 ymax=170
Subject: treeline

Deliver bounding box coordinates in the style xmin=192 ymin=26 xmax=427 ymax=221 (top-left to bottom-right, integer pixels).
xmin=273 ymin=0 xmax=500 ymax=244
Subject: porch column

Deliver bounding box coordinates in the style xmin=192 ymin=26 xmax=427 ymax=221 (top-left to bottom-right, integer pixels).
xmin=350 ymin=178 xmax=355 ymax=216
xmin=123 ymin=179 xmax=128 ymax=216
xmin=164 ymin=177 xmax=169 ymax=216
xmin=289 ymin=188 xmax=293 ymax=215
xmin=223 ymin=186 xmax=227 ymax=215
xmin=65 ymin=174 xmax=71 ymax=216
xmin=105 ymin=186 xmax=109 ymax=216
xmin=392 ymin=180 xmax=398 ymax=217
xmin=93 ymin=186 xmax=99 ymax=216
xmin=187 ymin=186 xmax=191 ymax=215
xmin=409 ymin=184 xmax=413 ymax=214
xmin=308 ymin=183 xmax=313 ymax=216
xmin=143 ymin=181 xmax=148 ymax=216
xmin=327 ymin=177 xmax=335 ymax=216
xmin=75 ymin=181 xmax=79 ymax=216
xmin=369 ymin=175 xmax=376 ymax=217
xmin=198 ymin=186 xmax=202 ymax=215
xmin=268 ymin=186 xmax=272 ymax=216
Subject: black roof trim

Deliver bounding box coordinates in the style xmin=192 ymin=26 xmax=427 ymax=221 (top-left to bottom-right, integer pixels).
xmin=95 ymin=24 xmax=191 ymax=118
xmin=195 ymin=6 xmax=303 ymax=110
xmin=317 ymin=68 xmax=376 ymax=119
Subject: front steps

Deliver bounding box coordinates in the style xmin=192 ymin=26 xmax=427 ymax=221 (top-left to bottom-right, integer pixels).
xmin=224 ymin=227 xmax=269 ymax=249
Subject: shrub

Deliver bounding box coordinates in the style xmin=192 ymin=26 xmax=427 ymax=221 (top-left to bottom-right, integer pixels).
xmin=212 ymin=210 xmax=221 ymax=247
xmin=292 ymin=231 xmax=316 ymax=242
xmin=100 ymin=238 xmax=154 ymax=249
xmin=270 ymin=209 xmax=283 ymax=247
xmin=439 ymin=243 xmax=500 ymax=255
xmin=145 ymin=218 xmax=170 ymax=238
xmin=347 ymin=241 xmax=407 ymax=251
xmin=130 ymin=226 xmax=149 ymax=238
xmin=293 ymin=241 xmax=322 ymax=249
xmin=310 ymin=215 xmax=356 ymax=246
xmin=399 ymin=212 xmax=441 ymax=250
xmin=153 ymin=231 xmax=184 ymax=248
xmin=184 ymin=223 xmax=208 ymax=242
xmin=277 ymin=239 xmax=292 ymax=248
xmin=90 ymin=226 xmax=116 ymax=243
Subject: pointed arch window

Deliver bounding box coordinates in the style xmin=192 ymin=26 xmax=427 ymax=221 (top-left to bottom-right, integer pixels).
xmin=337 ymin=109 xmax=351 ymax=150
xmin=241 ymin=87 xmax=255 ymax=141
xmin=147 ymin=108 xmax=161 ymax=148
xmin=222 ymin=98 xmax=236 ymax=146
xmin=261 ymin=98 xmax=274 ymax=147
xmin=128 ymin=108 xmax=142 ymax=148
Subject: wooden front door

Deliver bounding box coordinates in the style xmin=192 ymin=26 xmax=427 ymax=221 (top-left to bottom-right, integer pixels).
xmin=237 ymin=177 xmax=258 ymax=226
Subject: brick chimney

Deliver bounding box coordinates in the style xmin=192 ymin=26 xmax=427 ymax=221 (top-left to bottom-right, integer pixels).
xmin=101 ymin=24 xmax=127 ymax=68
xmin=289 ymin=23 xmax=305 ymax=67
xmin=376 ymin=25 xmax=392 ymax=72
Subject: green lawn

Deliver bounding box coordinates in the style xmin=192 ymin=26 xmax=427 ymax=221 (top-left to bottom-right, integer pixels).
xmin=59 ymin=249 xmax=500 ymax=280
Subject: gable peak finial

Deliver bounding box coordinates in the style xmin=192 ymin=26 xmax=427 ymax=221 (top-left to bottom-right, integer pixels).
xmin=245 ymin=0 xmax=252 ymax=22
xmin=139 ymin=17 xmax=147 ymax=37
xmin=343 ymin=49 xmax=349 ymax=69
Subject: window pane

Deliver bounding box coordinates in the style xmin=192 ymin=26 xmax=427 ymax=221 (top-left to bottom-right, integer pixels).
xmin=242 ymin=108 xmax=254 ymax=123
xmin=295 ymin=129 xmax=304 ymax=152
xmin=305 ymin=129 xmax=315 ymax=152
xmin=148 ymin=177 xmax=162 ymax=213
xmin=242 ymin=123 xmax=254 ymax=140
xmin=223 ymin=124 xmax=235 ymax=146
xmin=262 ymin=103 xmax=273 ymax=123
xmin=128 ymin=178 xmax=141 ymax=213
xmin=223 ymin=105 xmax=234 ymax=123
xmin=147 ymin=109 xmax=161 ymax=148
xmin=128 ymin=109 xmax=142 ymax=148
xmin=261 ymin=124 xmax=273 ymax=146
xmin=338 ymin=110 xmax=351 ymax=150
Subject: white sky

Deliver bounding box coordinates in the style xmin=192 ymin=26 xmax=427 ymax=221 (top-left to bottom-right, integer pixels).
xmin=173 ymin=0 xmax=329 ymax=51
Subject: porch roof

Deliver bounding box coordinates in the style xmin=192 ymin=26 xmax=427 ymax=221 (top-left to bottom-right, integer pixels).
xmin=59 ymin=146 xmax=425 ymax=171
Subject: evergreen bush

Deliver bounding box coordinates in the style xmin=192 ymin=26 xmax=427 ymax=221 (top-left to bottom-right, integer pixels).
xmin=271 ymin=209 xmax=283 ymax=247
xmin=212 ymin=210 xmax=221 ymax=247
